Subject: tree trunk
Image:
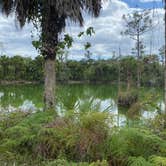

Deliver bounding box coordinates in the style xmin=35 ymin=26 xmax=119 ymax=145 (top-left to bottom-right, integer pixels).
xmin=137 ymin=34 xmax=141 ymax=88
xmin=118 ymin=47 xmax=121 ymax=93
xmin=164 ymin=0 xmax=166 ymax=128
xmin=41 ymin=7 xmax=59 ymax=111
xmin=127 ymin=69 xmax=131 ymax=91
xmin=44 ymin=58 xmax=56 ymax=110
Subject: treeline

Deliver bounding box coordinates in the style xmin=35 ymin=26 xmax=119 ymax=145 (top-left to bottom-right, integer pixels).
xmin=0 ymin=55 xmax=43 ymax=82
xmin=0 ymin=55 xmax=163 ymax=86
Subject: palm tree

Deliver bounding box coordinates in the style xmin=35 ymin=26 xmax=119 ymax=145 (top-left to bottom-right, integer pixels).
xmin=0 ymin=0 xmax=103 ymax=110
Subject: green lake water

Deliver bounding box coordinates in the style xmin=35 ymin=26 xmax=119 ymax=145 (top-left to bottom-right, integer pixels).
xmin=0 ymin=84 xmax=164 ymax=126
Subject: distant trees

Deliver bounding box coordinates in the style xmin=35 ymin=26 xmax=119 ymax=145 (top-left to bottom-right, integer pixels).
xmin=122 ymin=10 xmax=152 ymax=88
xmin=0 ymin=55 xmax=43 ymax=81
xmin=0 ymin=55 xmax=163 ymax=87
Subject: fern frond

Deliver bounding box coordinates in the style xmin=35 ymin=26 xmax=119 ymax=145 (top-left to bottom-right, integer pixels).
xmin=149 ymin=155 xmax=166 ymax=166
xmin=127 ymin=156 xmax=152 ymax=166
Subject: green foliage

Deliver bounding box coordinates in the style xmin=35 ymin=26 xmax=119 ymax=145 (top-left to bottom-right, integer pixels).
xmin=57 ymin=34 xmax=73 ymax=51
xmin=0 ymin=111 xmax=29 ymax=129
xmin=78 ymin=27 xmax=95 ymax=38
xmin=43 ymin=159 xmax=108 ymax=166
xmin=0 ymin=55 xmax=163 ymax=86
xmin=0 ymin=55 xmax=44 ymax=81
xmin=37 ymin=111 xmax=111 ymax=161
xmin=0 ymin=111 xmax=56 ymax=156
xmin=78 ymin=31 xmax=85 ymax=37
xmin=0 ymin=110 xmax=165 ymax=165
xmin=118 ymin=90 xmax=138 ymax=107
xmin=32 ymin=40 xmax=42 ymax=50
xmin=149 ymin=155 xmax=166 ymax=166
xmin=0 ymin=110 xmax=111 ymax=164
xmin=86 ymin=27 xmax=95 ymax=36
xmin=109 ymin=128 xmax=166 ymax=159
xmin=146 ymin=114 xmax=165 ymax=136
xmin=85 ymin=42 xmax=92 ymax=50
xmin=127 ymin=157 xmax=151 ymax=166
xmin=42 ymin=159 xmax=83 ymax=166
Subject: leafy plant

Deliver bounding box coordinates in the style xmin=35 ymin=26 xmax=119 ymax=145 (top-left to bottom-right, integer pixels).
xmin=149 ymin=155 xmax=166 ymax=166
xmin=127 ymin=156 xmax=151 ymax=166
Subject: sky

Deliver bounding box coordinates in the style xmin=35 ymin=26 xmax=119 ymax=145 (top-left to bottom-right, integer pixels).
xmin=0 ymin=0 xmax=164 ymax=60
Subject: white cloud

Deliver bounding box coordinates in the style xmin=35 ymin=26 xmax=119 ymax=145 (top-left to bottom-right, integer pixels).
xmin=0 ymin=0 xmax=164 ymax=59
xmin=66 ymin=0 xmax=164 ymax=59
xmin=0 ymin=14 xmax=37 ymax=57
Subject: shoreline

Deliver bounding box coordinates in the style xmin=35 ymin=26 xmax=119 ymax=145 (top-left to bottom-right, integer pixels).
xmin=0 ymin=80 xmax=119 ymax=85
xmin=0 ymin=80 xmax=39 ymax=85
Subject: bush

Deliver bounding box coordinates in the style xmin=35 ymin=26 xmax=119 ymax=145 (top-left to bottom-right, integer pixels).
xmin=109 ymin=128 xmax=166 ymax=163
xmin=149 ymin=155 xmax=166 ymax=166
xmin=0 ymin=110 xmax=56 ymax=161
xmin=37 ymin=111 xmax=111 ymax=161
xmin=0 ymin=111 xmax=29 ymax=129
xmin=127 ymin=156 xmax=151 ymax=166
xmin=118 ymin=90 xmax=138 ymax=107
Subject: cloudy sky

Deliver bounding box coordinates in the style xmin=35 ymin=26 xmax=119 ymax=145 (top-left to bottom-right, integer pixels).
xmin=0 ymin=0 xmax=164 ymax=60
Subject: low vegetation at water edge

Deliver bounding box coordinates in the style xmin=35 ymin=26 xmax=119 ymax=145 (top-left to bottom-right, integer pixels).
xmin=0 ymin=110 xmax=165 ymax=166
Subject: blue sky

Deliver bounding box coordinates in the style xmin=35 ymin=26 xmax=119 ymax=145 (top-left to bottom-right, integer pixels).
xmin=123 ymin=0 xmax=163 ymax=8
xmin=0 ymin=0 xmax=164 ymax=60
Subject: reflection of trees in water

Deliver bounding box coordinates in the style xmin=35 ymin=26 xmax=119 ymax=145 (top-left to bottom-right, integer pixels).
xmin=0 ymin=85 xmax=43 ymax=108
xmin=117 ymin=88 xmax=164 ymax=126
xmin=83 ymin=84 xmax=118 ymax=100
xmin=57 ymin=84 xmax=118 ymax=112
xmin=57 ymin=84 xmax=84 ymax=110
xmin=0 ymin=84 xmax=164 ymax=126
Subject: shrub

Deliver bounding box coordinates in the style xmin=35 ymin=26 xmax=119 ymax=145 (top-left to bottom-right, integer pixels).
xmin=0 ymin=111 xmax=29 ymax=129
xmin=0 ymin=111 xmax=56 ymax=159
xmin=109 ymin=128 xmax=166 ymax=161
xmin=127 ymin=156 xmax=151 ymax=166
xmin=36 ymin=111 xmax=111 ymax=161
xmin=118 ymin=90 xmax=138 ymax=107
xmin=149 ymin=155 xmax=166 ymax=166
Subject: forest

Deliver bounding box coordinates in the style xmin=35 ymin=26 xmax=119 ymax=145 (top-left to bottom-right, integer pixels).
xmin=0 ymin=54 xmax=164 ymax=87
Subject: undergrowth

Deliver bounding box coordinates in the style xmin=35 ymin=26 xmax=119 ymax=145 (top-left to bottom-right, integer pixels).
xmin=0 ymin=110 xmax=165 ymax=166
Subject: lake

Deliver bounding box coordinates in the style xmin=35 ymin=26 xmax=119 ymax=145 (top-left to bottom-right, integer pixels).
xmin=0 ymin=84 xmax=164 ymax=126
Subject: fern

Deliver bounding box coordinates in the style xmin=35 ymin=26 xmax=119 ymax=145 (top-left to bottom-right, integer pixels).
xmin=109 ymin=128 xmax=166 ymax=158
xmin=127 ymin=156 xmax=152 ymax=166
xmin=149 ymin=155 xmax=166 ymax=166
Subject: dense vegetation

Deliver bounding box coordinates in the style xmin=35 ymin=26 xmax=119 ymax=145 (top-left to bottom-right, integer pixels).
xmin=0 ymin=54 xmax=163 ymax=87
xmin=0 ymin=1 xmax=165 ymax=165
xmin=0 ymin=110 xmax=165 ymax=165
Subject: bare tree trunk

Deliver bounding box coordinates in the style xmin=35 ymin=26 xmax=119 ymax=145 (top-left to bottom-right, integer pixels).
xmin=44 ymin=58 xmax=56 ymax=110
xmin=118 ymin=47 xmax=121 ymax=92
xmin=127 ymin=69 xmax=131 ymax=91
xmin=164 ymin=0 xmax=166 ymax=128
xmin=137 ymin=34 xmax=141 ymax=88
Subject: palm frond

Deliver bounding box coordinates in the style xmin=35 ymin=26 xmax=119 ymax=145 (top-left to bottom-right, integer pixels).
xmin=0 ymin=0 xmax=103 ymax=28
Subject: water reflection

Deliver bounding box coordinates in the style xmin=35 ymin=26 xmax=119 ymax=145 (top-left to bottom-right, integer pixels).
xmin=0 ymin=84 xmax=164 ymax=125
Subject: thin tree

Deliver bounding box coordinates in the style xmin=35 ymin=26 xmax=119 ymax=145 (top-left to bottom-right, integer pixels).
xmin=164 ymin=0 xmax=166 ymax=127
xmin=118 ymin=47 xmax=121 ymax=93
xmin=0 ymin=0 xmax=103 ymax=110
xmin=159 ymin=45 xmax=165 ymax=66
xmin=0 ymin=42 xmax=4 ymax=56
xmin=122 ymin=10 xmax=152 ymax=88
